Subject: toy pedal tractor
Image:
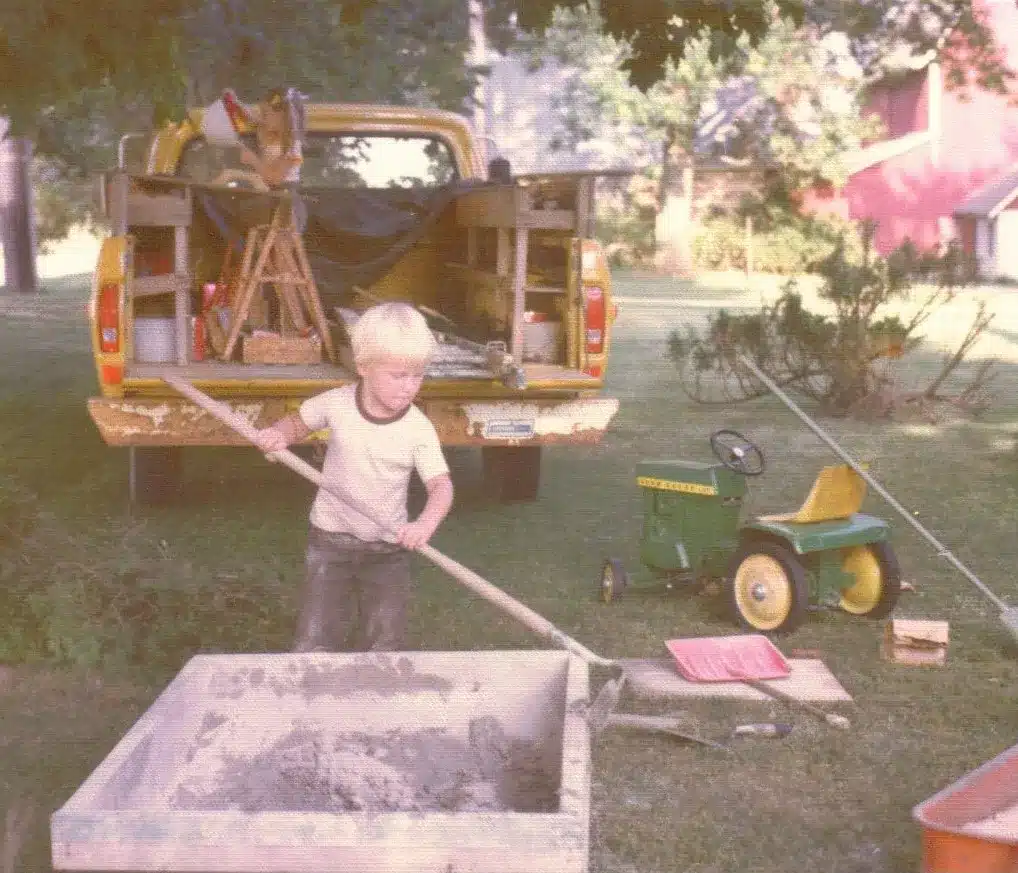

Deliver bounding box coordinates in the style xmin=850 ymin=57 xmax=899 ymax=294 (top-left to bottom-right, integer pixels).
xmin=601 ymin=429 xmax=901 ymax=634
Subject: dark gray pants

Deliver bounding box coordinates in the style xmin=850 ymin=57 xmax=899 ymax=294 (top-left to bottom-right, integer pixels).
xmin=294 ymin=526 xmax=412 ymax=652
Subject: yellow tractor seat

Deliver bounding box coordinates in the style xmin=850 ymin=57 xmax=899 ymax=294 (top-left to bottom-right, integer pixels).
xmin=758 ymin=464 xmax=867 ymax=525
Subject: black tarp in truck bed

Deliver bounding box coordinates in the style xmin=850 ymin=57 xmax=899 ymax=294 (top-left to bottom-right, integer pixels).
xmin=193 ymin=180 xmax=488 ymax=312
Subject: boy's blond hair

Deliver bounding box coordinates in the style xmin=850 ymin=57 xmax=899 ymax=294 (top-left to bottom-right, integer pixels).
xmin=351 ymin=302 xmax=436 ymax=370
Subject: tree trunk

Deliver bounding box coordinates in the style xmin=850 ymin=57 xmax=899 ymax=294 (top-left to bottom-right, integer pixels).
xmin=468 ymin=0 xmax=488 ymax=168
xmin=654 ymin=130 xmax=695 ymax=278
xmin=0 ymin=122 xmax=39 ymax=293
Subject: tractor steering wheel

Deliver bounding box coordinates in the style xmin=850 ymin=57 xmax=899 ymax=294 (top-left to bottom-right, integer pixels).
xmin=710 ymin=429 xmax=765 ymax=477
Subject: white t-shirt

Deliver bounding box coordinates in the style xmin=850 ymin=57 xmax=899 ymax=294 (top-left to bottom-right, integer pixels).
xmin=299 ymin=384 xmax=449 ymax=543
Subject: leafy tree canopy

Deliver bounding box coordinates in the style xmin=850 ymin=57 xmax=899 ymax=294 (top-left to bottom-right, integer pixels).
xmin=525 ymin=3 xmax=883 ymax=196
xmin=1 ymin=0 xmax=510 ymax=245
xmin=3 ymin=0 xmax=1014 ymax=248
xmin=0 ymin=0 xmax=506 ymax=162
xmin=3 ymin=0 xmax=1012 ymax=157
xmin=514 ymin=0 xmax=1015 ymax=95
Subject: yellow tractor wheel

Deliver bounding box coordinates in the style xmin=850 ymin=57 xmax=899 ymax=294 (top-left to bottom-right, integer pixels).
xmin=726 ymin=542 xmax=810 ymax=634
xmin=839 ymin=541 xmax=901 ymax=619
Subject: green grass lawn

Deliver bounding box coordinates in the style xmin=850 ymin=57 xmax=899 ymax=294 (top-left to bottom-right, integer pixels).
xmin=2 ymin=270 xmax=1018 ymax=872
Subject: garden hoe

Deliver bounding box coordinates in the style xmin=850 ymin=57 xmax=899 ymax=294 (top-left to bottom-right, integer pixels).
xmin=162 ymin=376 xmax=630 ymax=725
xmin=738 ymin=354 xmax=1018 ymax=645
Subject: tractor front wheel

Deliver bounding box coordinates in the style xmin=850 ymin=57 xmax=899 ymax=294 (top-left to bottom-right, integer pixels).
xmin=839 ymin=542 xmax=901 ymax=619
xmin=727 ymin=541 xmax=810 ymax=634
xmin=600 ymin=558 xmax=630 ymax=604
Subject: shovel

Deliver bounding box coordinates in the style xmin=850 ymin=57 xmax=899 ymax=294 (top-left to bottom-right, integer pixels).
xmin=738 ymin=354 xmax=1018 ymax=645
xmin=161 ymin=376 xmax=627 ymax=719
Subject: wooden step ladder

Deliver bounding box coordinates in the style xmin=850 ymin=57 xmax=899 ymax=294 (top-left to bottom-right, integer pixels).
xmin=220 ymin=194 xmax=337 ymax=363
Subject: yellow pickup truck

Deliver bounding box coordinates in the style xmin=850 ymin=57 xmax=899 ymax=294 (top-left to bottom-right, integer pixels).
xmin=87 ymin=103 xmax=620 ymax=504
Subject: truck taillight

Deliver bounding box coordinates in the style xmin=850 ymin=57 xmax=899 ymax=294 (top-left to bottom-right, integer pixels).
xmin=584 ymin=286 xmax=605 ymax=355
xmin=98 ymin=283 xmax=121 ymax=353
xmin=101 ymin=364 xmax=124 ymax=385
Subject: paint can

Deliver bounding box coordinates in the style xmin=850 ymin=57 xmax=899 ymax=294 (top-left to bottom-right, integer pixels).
xmin=521 ymin=311 xmax=562 ymax=364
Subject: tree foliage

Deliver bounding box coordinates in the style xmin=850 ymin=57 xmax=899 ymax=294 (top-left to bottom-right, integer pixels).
xmin=669 ymin=230 xmax=996 ymax=418
xmin=2 ymin=0 xmax=510 ymax=246
xmin=527 ymin=3 xmax=928 ymax=190
xmin=0 ymin=0 xmax=518 ymax=146
xmin=5 ymin=0 xmax=1012 ymax=145
xmin=524 ymin=0 xmax=883 ymax=277
xmin=4 ymin=0 xmax=1014 ymax=250
xmin=0 ymin=1 xmax=189 ymax=134
xmin=514 ymin=0 xmax=1016 ymax=96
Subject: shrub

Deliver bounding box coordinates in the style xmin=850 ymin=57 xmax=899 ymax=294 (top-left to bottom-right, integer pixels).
xmin=670 ymin=231 xmax=994 ymax=418
xmin=593 ymin=182 xmax=657 ymax=269
xmin=693 ymin=210 xmax=864 ymax=274
xmin=592 ymin=184 xmax=866 ymax=275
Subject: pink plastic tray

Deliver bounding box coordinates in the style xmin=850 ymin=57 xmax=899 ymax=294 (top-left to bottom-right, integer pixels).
xmin=665 ymin=635 xmax=791 ymax=682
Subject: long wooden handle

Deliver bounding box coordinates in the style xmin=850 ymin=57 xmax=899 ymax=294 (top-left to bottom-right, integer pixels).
xmin=162 ymin=375 xmax=611 ymax=667
xmin=733 ymin=672 xmax=851 ymax=728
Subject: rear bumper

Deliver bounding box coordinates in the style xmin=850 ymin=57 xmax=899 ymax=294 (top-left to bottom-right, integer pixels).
xmin=87 ymin=395 xmax=620 ymax=447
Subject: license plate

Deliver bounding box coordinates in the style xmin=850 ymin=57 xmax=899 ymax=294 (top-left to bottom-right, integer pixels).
xmin=481 ymin=419 xmax=536 ymax=440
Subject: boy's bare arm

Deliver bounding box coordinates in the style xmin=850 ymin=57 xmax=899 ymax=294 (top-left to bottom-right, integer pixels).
xmin=397 ymin=473 xmax=454 ymax=550
xmin=254 ymin=413 xmax=312 ymax=454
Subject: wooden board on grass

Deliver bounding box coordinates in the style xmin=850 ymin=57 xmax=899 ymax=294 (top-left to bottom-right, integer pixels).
xmin=618 ymin=658 xmax=853 ymax=703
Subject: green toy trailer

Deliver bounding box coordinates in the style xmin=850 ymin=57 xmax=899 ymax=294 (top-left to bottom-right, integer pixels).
xmin=601 ymin=429 xmax=901 ymax=633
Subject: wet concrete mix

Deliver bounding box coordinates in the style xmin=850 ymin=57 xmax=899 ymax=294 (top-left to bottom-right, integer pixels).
xmin=170 ymin=716 xmax=559 ymax=814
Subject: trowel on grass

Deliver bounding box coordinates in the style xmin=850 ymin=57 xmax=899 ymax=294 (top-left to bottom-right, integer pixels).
xmin=589 ymin=710 xmax=732 ymax=752
xmin=162 ymin=376 xmax=628 ymax=724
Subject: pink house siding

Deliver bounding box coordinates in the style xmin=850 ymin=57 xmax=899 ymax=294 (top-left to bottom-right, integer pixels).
xmin=805 ymin=0 xmax=1018 ymax=255
xmin=867 ymin=70 xmax=929 ymax=140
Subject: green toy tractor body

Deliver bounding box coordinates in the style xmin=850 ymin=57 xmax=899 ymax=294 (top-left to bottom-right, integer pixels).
xmin=637 ymin=460 xmax=746 ymax=578
xmin=602 ymin=431 xmax=901 ymax=633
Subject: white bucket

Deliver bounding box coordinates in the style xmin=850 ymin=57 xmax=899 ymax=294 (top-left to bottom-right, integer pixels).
xmin=133 ymin=318 xmax=177 ymax=363
xmin=202 ymin=97 xmax=242 ymax=147
xmin=521 ymin=315 xmax=562 ymax=364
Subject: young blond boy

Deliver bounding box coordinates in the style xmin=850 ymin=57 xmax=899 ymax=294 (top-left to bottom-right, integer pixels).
xmin=254 ymin=303 xmax=454 ymax=652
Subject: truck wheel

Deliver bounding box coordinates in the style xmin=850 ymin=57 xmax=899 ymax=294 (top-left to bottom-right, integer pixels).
xmin=727 ymin=541 xmax=810 ymax=634
xmin=130 ymin=447 xmax=183 ymax=506
xmin=482 ymin=446 xmax=541 ymax=503
xmin=839 ymin=542 xmax=901 ymax=619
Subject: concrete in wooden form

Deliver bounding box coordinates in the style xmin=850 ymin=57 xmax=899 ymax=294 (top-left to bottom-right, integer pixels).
xmin=51 ymin=651 xmax=591 ymax=873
